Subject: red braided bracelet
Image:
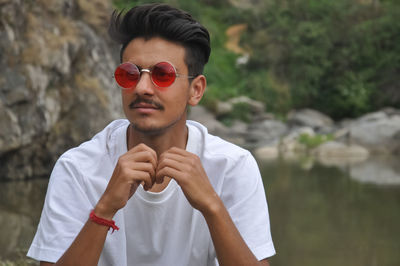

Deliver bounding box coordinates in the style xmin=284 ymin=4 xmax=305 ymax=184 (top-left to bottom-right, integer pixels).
xmin=89 ymin=210 xmax=120 ymax=233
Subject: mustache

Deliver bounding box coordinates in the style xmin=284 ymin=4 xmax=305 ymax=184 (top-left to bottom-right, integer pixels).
xmin=129 ymin=97 xmax=164 ymax=110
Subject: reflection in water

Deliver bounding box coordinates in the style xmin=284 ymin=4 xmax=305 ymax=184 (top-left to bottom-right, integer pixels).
xmin=0 ymin=179 xmax=48 ymax=263
xmin=1 ymin=158 xmax=400 ymax=265
xmin=348 ymin=156 xmax=400 ymax=185
xmin=260 ymin=158 xmax=400 ymax=266
xmin=316 ymin=155 xmax=400 ymax=185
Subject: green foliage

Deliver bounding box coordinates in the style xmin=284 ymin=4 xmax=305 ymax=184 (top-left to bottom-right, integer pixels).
xmin=246 ymin=0 xmax=400 ymax=119
xmin=298 ymin=133 xmax=334 ymax=150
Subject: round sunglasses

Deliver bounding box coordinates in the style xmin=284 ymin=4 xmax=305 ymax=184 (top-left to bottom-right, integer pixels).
xmin=114 ymin=61 xmax=196 ymax=89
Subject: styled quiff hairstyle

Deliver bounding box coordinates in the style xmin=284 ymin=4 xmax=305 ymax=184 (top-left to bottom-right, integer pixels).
xmin=108 ymin=3 xmax=211 ymax=76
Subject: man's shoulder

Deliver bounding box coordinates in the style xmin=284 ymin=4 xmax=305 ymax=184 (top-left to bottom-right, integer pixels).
xmin=61 ymin=119 xmax=129 ymax=164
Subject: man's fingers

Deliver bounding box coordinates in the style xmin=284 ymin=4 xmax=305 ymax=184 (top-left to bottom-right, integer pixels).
xmin=131 ymin=170 xmax=153 ymax=190
xmin=158 ymin=151 xmax=186 ymax=167
xmin=158 ymin=150 xmax=200 ymax=173
xmin=121 ymin=150 xmax=157 ymax=170
xmin=128 ymin=144 xmax=158 ymax=167
xmin=164 ymin=147 xmax=188 ymax=156
xmin=155 ymin=175 xmax=164 ymax=184
xmin=134 ymin=150 xmax=158 ymax=168
xmin=156 ymin=148 xmax=197 ymax=184
xmin=156 ymin=166 xmax=182 ymax=185
xmin=157 ymin=157 xmax=181 ymax=172
xmin=130 ymin=162 xmax=156 ymax=181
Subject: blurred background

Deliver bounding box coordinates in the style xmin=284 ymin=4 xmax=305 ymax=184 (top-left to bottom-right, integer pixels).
xmin=0 ymin=0 xmax=399 ymax=265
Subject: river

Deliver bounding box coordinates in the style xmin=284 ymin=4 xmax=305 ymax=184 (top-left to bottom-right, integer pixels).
xmin=1 ymin=156 xmax=399 ymax=265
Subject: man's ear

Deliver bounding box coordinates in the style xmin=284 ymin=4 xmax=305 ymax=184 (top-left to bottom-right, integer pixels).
xmin=188 ymin=75 xmax=206 ymax=106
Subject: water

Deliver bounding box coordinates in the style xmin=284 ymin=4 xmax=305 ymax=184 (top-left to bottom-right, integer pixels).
xmin=0 ymin=178 xmax=48 ymax=265
xmin=1 ymin=158 xmax=399 ymax=265
xmin=261 ymin=157 xmax=400 ymax=266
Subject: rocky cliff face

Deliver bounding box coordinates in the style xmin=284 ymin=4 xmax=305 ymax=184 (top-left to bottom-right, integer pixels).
xmin=0 ymin=0 xmax=123 ymax=180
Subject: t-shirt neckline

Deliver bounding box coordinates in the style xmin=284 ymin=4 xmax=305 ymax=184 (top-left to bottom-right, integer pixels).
xmin=116 ymin=121 xmax=201 ymax=203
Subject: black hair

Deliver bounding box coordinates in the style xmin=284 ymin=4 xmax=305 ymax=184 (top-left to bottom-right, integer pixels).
xmin=108 ymin=3 xmax=211 ymax=76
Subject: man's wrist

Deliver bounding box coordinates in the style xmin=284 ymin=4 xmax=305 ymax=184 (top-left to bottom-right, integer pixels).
xmin=201 ymin=194 xmax=225 ymax=219
xmin=89 ymin=210 xmax=120 ymax=233
xmin=93 ymin=202 xmax=117 ymax=220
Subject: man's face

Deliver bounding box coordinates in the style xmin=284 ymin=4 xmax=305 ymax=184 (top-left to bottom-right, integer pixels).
xmin=120 ymin=37 xmax=193 ymax=135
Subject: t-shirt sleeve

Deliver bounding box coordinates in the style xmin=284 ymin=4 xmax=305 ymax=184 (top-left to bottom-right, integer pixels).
xmin=219 ymin=152 xmax=276 ymax=261
xmin=27 ymin=154 xmax=93 ymax=263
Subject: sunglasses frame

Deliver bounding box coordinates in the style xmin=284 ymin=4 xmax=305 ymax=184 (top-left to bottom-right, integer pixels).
xmin=114 ymin=61 xmax=196 ymax=89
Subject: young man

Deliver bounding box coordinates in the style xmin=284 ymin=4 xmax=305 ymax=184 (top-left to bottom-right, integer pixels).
xmin=27 ymin=3 xmax=275 ymax=266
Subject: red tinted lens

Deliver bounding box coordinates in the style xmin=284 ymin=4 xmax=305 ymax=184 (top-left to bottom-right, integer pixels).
xmin=114 ymin=63 xmax=139 ymax=88
xmin=152 ymin=62 xmax=176 ymax=87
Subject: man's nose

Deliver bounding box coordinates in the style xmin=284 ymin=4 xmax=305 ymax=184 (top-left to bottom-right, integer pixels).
xmin=134 ymin=71 xmax=155 ymax=95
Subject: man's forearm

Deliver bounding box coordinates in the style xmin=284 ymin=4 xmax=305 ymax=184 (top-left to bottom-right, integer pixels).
xmin=51 ymin=217 xmax=110 ymax=266
xmin=202 ymin=198 xmax=269 ymax=266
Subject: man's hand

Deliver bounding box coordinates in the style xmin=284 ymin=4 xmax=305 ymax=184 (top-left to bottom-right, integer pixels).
xmin=156 ymin=147 xmax=269 ymax=266
xmin=95 ymin=144 xmax=157 ymax=219
xmin=156 ymin=147 xmax=219 ymax=214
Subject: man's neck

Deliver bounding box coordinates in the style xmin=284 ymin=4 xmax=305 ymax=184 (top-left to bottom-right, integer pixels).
xmin=126 ymin=119 xmax=189 ymax=157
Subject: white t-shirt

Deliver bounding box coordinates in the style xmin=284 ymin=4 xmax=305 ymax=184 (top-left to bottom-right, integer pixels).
xmin=27 ymin=119 xmax=275 ymax=265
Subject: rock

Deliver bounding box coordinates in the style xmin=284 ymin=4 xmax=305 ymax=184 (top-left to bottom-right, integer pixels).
xmin=227 ymin=96 xmax=265 ymax=114
xmin=236 ymin=54 xmax=249 ymax=66
xmin=317 ymin=156 xmax=368 ymax=167
xmin=287 ymin=108 xmax=334 ymax=132
xmin=358 ymin=110 xmax=387 ymax=122
xmin=0 ymin=179 xmax=48 ymax=258
xmin=252 ymin=112 xmax=275 ymax=122
xmin=229 ymin=0 xmax=266 ymax=9
xmin=253 ymin=143 xmax=279 ymax=160
xmin=0 ymin=0 xmax=123 ymax=180
xmin=312 ymin=141 xmax=369 ymax=159
xmin=229 ymin=119 xmax=248 ymax=134
xmin=0 ymin=101 xmax=21 ymax=153
xmin=3 ymin=85 xmax=30 ymax=105
xmin=382 ymin=107 xmax=400 ymax=116
xmin=284 ymin=127 xmax=315 ymax=140
xmin=247 ymin=119 xmax=288 ymax=145
xmin=333 ymin=127 xmax=349 ymax=139
xmin=347 ymin=110 xmax=400 ymax=154
xmin=214 ymin=96 xmax=266 ymax=118
xmin=280 ymin=127 xmax=315 ymax=154
xmin=215 ymin=100 xmax=233 ymax=116
xmin=215 ymin=96 xmax=272 ymax=122
xmin=222 ymin=120 xmax=248 ymax=146
xmin=188 ymin=105 xmax=229 ymax=136
xmin=189 ymin=107 xmax=250 ymax=146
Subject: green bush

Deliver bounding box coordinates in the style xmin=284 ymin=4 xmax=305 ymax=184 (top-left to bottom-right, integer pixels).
xmin=298 ymin=133 xmax=334 ymax=150
xmin=245 ymin=0 xmax=400 ymax=119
